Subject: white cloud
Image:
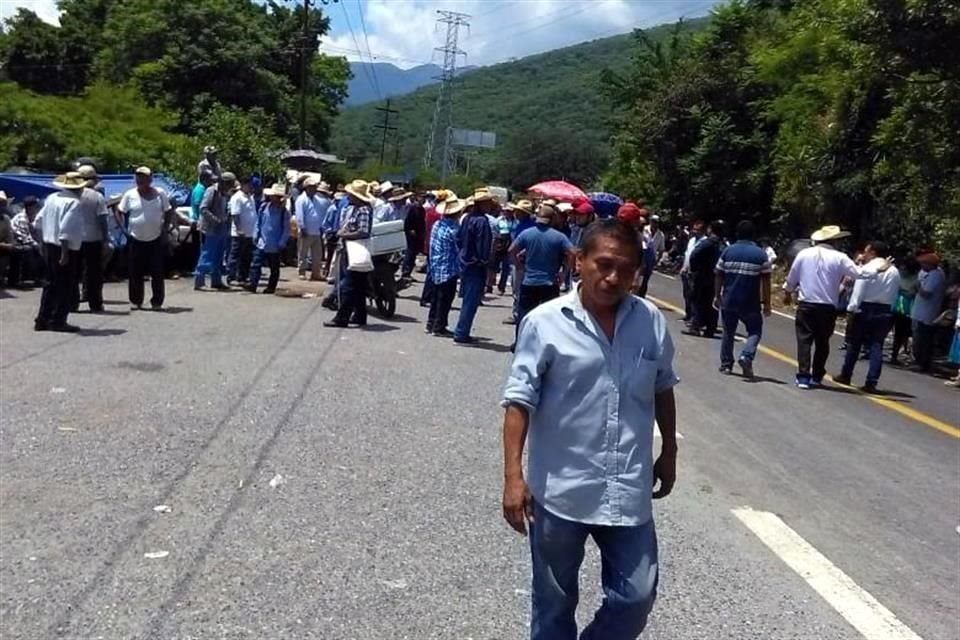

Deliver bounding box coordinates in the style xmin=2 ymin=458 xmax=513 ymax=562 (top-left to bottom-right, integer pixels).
xmin=319 ymin=0 xmax=718 ymax=69
xmin=0 ymin=0 xmax=61 ymax=25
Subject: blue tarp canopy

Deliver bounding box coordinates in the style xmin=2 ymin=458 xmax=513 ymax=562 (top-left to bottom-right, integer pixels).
xmin=0 ymin=173 xmax=190 ymax=206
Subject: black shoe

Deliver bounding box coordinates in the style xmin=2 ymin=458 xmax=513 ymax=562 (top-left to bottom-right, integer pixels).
xmin=212 ymin=284 xmax=230 ymax=291
xmin=453 ymin=336 xmax=476 ymax=345
xmin=719 ymin=365 xmax=733 ymax=374
xmin=34 ymin=320 xmax=50 ymax=332
xmin=861 ymin=382 xmax=879 ymax=394
xmin=244 ymin=285 xmax=257 ymax=293
xmin=323 ymin=320 xmax=348 ymax=328
xmin=737 ymin=357 xmax=754 ymax=379
xmin=51 ymin=323 xmax=81 ymax=333
xmin=424 ymin=326 xmax=434 ymax=335
xmin=502 ymin=317 xmax=516 ymax=325
xmin=682 ymin=328 xmax=702 ymax=337
xmin=348 ymin=319 xmax=366 ymax=327
xmin=832 ymin=374 xmax=852 ymax=386
xmin=263 ymin=287 xmax=276 ymax=295
xmin=321 ymin=298 xmax=338 ymax=311
xmin=433 ymin=328 xmax=453 ymax=338
xmin=150 ymin=304 xmax=163 ymax=311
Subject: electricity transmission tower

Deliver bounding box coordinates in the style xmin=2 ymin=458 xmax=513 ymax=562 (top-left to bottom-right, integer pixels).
xmin=423 ymin=10 xmax=470 ymax=179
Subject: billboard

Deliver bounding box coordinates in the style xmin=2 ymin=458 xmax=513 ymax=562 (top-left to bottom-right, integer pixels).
xmin=450 ymin=128 xmax=497 ymax=149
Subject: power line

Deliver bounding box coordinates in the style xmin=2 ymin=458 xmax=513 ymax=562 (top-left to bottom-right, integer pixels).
xmin=373 ymin=98 xmax=398 ymax=165
xmin=339 ymin=1 xmax=380 ymax=100
xmin=354 ymin=0 xmax=383 ymax=100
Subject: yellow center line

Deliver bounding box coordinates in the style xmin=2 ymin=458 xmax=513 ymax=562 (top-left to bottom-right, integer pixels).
xmin=647 ymin=295 xmax=960 ymax=439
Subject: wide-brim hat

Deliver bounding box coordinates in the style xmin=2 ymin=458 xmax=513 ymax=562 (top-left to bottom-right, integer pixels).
xmin=388 ymin=189 xmax=412 ymax=202
xmin=437 ymin=198 xmax=466 ymax=216
xmin=811 ymin=225 xmax=851 ymax=242
xmin=508 ymin=199 xmax=535 ymax=216
xmin=317 ymin=181 xmax=333 ymax=195
xmin=0 ymin=190 xmax=9 ymax=203
xmin=536 ymin=203 xmax=558 ymax=224
xmin=472 ymin=188 xmax=495 ymax=203
xmin=52 ymin=172 xmax=87 ymax=190
xmin=344 ymin=179 xmax=372 ymax=203
xmin=263 ymin=183 xmax=287 ymax=197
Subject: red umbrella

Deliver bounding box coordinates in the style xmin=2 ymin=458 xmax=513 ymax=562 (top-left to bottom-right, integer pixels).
xmin=527 ymin=180 xmax=587 ymax=202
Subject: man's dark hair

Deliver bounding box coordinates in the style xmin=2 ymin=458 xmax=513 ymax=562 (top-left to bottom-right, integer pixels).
xmin=867 ymin=240 xmax=888 ymax=257
xmin=580 ymin=218 xmax=642 ymax=264
xmin=736 ymin=220 xmax=755 ymax=240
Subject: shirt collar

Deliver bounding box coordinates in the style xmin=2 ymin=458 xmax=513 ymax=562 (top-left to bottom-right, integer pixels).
xmin=561 ymin=284 xmax=638 ymax=332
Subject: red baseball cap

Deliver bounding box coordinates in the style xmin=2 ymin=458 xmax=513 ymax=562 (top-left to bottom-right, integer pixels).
xmin=617 ymin=202 xmax=643 ymax=224
xmin=575 ymin=201 xmax=594 ymax=216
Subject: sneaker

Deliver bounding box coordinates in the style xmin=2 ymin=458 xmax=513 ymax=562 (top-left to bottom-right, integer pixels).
xmin=424 ymin=326 xmax=434 ymax=335
xmin=51 ymin=323 xmax=81 ymax=333
xmin=322 ymin=320 xmax=348 ymax=328
xmin=861 ymin=382 xmax=879 ymax=393
xmin=795 ymin=375 xmax=811 ymax=390
xmin=719 ymin=365 xmax=733 ymax=375
xmin=810 ymin=378 xmax=824 ymax=388
xmin=737 ymin=357 xmax=754 ymax=379
xmin=130 ymin=303 xmax=142 ymax=311
xmin=433 ymin=328 xmax=454 ymax=338
xmin=832 ymin=374 xmax=852 ymax=386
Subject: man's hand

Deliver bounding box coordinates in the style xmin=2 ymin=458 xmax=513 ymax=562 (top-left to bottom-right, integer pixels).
xmin=502 ymin=475 xmax=534 ymax=536
xmin=58 ymin=249 xmax=69 ymax=266
xmin=713 ymin=296 xmax=722 ymax=311
xmin=652 ymin=449 xmax=677 ymax=499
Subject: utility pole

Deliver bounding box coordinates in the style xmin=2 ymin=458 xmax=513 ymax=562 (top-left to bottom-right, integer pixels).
xmin=423 ymin=10 xmax=470 ymax=180
xmin=298 ymin=0 xmax=311 ymax=149
xmin=374 ymin=99 xmax=399 ymax=165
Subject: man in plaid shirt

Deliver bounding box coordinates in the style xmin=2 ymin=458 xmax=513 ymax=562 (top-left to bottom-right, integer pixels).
xmin=425 ymin=197 xmax=465 ymax=336
xmin=325 ymin=180 xmax=374 ymax=328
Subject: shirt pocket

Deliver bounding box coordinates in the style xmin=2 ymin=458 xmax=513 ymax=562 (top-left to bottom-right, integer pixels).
xmin=626 ymin=353 xmax=659 ymax=402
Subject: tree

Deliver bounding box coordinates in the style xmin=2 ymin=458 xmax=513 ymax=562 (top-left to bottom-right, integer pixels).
xmin=1 ymin=9 xmax=70 ymax=93
xmin=194 ymin=104 xmax=284 ymax=183
xmin=489 ymin=128 xmax=608 ymax=192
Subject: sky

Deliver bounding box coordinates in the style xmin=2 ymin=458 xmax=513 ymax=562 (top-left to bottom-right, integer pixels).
xmin=1 ymin=0 xmax=720 ymax=68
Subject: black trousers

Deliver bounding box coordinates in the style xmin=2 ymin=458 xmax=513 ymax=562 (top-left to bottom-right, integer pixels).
xmin=681 ymin=271 xmax=693 ymax=320
xmin=36 ymin=243 xmax=79 ymax=327
xmin=427 ymin=276 xmax=458 ymax=332
xmin=638 ymin=270 xmax=652 ymax=298
xmin=248 ymin=249 xmax=281 ymax=292
xmin=402 ymin=234 xmax=422 ymax=277
xmin=891 ymin=313 xmax=912 ymax=360
xmin=128 ymin=237 xmax=165 ymax=307
xmin=333 ymin=268 xmax=369 ymax=325
xmin=74 ymin=241 xmax=104 ymax=310
xmin=691 ymin=277 xmax=718 ymax=335
xmin=912 ymin=321 xmax=936 ymax=371
xmin=516 ymin=284 xmax=560 ymax=343
xmin=795 ymin=302 xmax=838 ymax=380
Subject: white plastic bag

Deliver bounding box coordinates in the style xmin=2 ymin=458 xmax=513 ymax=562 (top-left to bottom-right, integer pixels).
xmin=345 ymin=239 xmax=374 ymax=272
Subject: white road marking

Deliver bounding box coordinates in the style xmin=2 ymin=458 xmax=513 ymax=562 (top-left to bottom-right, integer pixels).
xmin=732 ymin=507 xmax=924 ymax=640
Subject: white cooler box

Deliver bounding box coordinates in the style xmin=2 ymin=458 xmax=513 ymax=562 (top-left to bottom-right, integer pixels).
xmin=370 ymin=220 xmax=406 ymax=256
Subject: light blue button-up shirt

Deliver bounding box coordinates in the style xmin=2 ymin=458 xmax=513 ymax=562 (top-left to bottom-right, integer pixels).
xmin=502 ymin=287 xmax=679 ymax=526
xmin=295 ymin=192 xmax=329 ymax=236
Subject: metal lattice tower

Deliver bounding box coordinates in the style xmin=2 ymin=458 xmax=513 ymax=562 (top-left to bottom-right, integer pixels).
xmin=423 ymin=10 xmax=470 ymax=178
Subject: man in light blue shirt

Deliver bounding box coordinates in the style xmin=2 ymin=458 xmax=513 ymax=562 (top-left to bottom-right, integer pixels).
xmin=294 ymin=178 xmax=329 ymax=280
xmin=910 ymin=252 xmax=946 ymax=372
xmin=502 ymin=218 xmax=679 ymax=640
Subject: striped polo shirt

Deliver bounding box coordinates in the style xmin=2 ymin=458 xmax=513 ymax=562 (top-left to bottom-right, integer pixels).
xmin=715 ymin=240 xmax=772 ymax=313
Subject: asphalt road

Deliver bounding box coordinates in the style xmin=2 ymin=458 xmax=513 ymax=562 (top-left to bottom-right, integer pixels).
xmin=1 ymin=271 xmax=957 ymax=640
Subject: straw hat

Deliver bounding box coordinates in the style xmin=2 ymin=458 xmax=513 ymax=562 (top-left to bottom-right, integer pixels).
xmin=344 ymin=179 xmax=372 ymax=203
xmin=810 ymin=225 xmax=851 ymax=242
xmin=508 ymin=199 xmax=535 ymax=216
xmin=52 ymin=172 xmax=87 ymax=190
xmin=77 ymin=164 xmax=98 ymax=185
xmin=388 ymin=188 xmax=412 ymax=202
xmin=263 ymin=183 xmax=287 ymax=198
xmin=0 ymin=190 xmax=8 ymax=203
xmin=317 ymin=181 xmax=333 ymax=196
xmin=436 ymin=198 xmax=466 ymax=217
xmin=472 ymin=187 xmax=495 ymax=202
xmin=135 ymin=166 xmax=152 ymax=177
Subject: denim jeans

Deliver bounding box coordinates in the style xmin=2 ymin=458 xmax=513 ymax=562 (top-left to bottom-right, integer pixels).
xmin=454 ymin=267 xmax=486 ymax=339
xmin=194 ymin=232 xmax=228 ymax=287
xmin=720 ymin=308 xmax=763 ymax=367
xmin=841 ymin=303 xmax=893 ymax=385
xmin=529 ymin=502 xmax=658 ymax=640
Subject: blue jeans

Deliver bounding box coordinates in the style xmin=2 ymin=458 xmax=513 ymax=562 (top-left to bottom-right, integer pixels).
xmin=720 ymin=309 xmax=764 ymax=367
xmin=455 ymin=267 xmax=486 ymax=339
xmin=529 ymin=502 xmax=658 ymax=640
xmin=195 ymin=232 xmax=228 ymax=287
xmin=841 ymin=302 xmax=893 ymax=384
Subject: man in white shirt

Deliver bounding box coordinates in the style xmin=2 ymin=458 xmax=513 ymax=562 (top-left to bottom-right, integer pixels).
xmin=833 ymin=241 xmax=900 ymax=391
xmin=784 ymin=225 xmax=879 ymax=389
xmin=34 ymin=173 xmax=86 ymax=332
xmin=678 ymin=218 xmax=704 ymax=322
xmin=647 ymin=215 xmax=666 ymax=264
xmin=294 ymin=177 xmax=330 ymax=281
xmin=74 ymin=165 xmax=110 ymax=312
xmin=227 ymin=178 xmax=258 ymax=285
xmin=118 ymin=166 xmax=173 ymax=310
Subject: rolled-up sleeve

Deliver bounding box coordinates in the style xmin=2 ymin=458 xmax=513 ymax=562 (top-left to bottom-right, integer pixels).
xmin=502 ymin=319 xmax=546 ymax=411
xmin=655 ymin=321 xmax=680 ymax=393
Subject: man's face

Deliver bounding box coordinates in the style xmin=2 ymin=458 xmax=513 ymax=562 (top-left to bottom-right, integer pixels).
xmin=863 ymin=244 xmax=878 ymax=260
xmin=135 ymin=173 xmax=151 ymax=189
xmin=477 ymin=199 xmax=494 ymax=214
xmin=577 ymin=235 xmax=638 ymax=308
xmin=242 ymin=183 xmax=254 ymax=195
xmin=692 ymin=221 xmax=704 ymax=235
xmin=26 ymin=204 xmax=39 ymax=219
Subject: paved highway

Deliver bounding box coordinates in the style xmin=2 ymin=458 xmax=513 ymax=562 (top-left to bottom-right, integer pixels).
xmin=1 ymin=272 xmax=957 ymax=639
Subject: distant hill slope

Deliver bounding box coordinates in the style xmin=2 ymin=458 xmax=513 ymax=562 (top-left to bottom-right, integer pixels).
xmin=345 ymin=62 xmax=475 ymax=106
xmin=329 ymin=18 xmax=709 ymax=177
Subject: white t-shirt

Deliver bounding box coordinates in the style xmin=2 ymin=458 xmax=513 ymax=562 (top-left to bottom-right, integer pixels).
xmin=229 ymin=191 xmax=258 ymax=237
xmin=119 ymin=188 xmax=170 ymax=242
